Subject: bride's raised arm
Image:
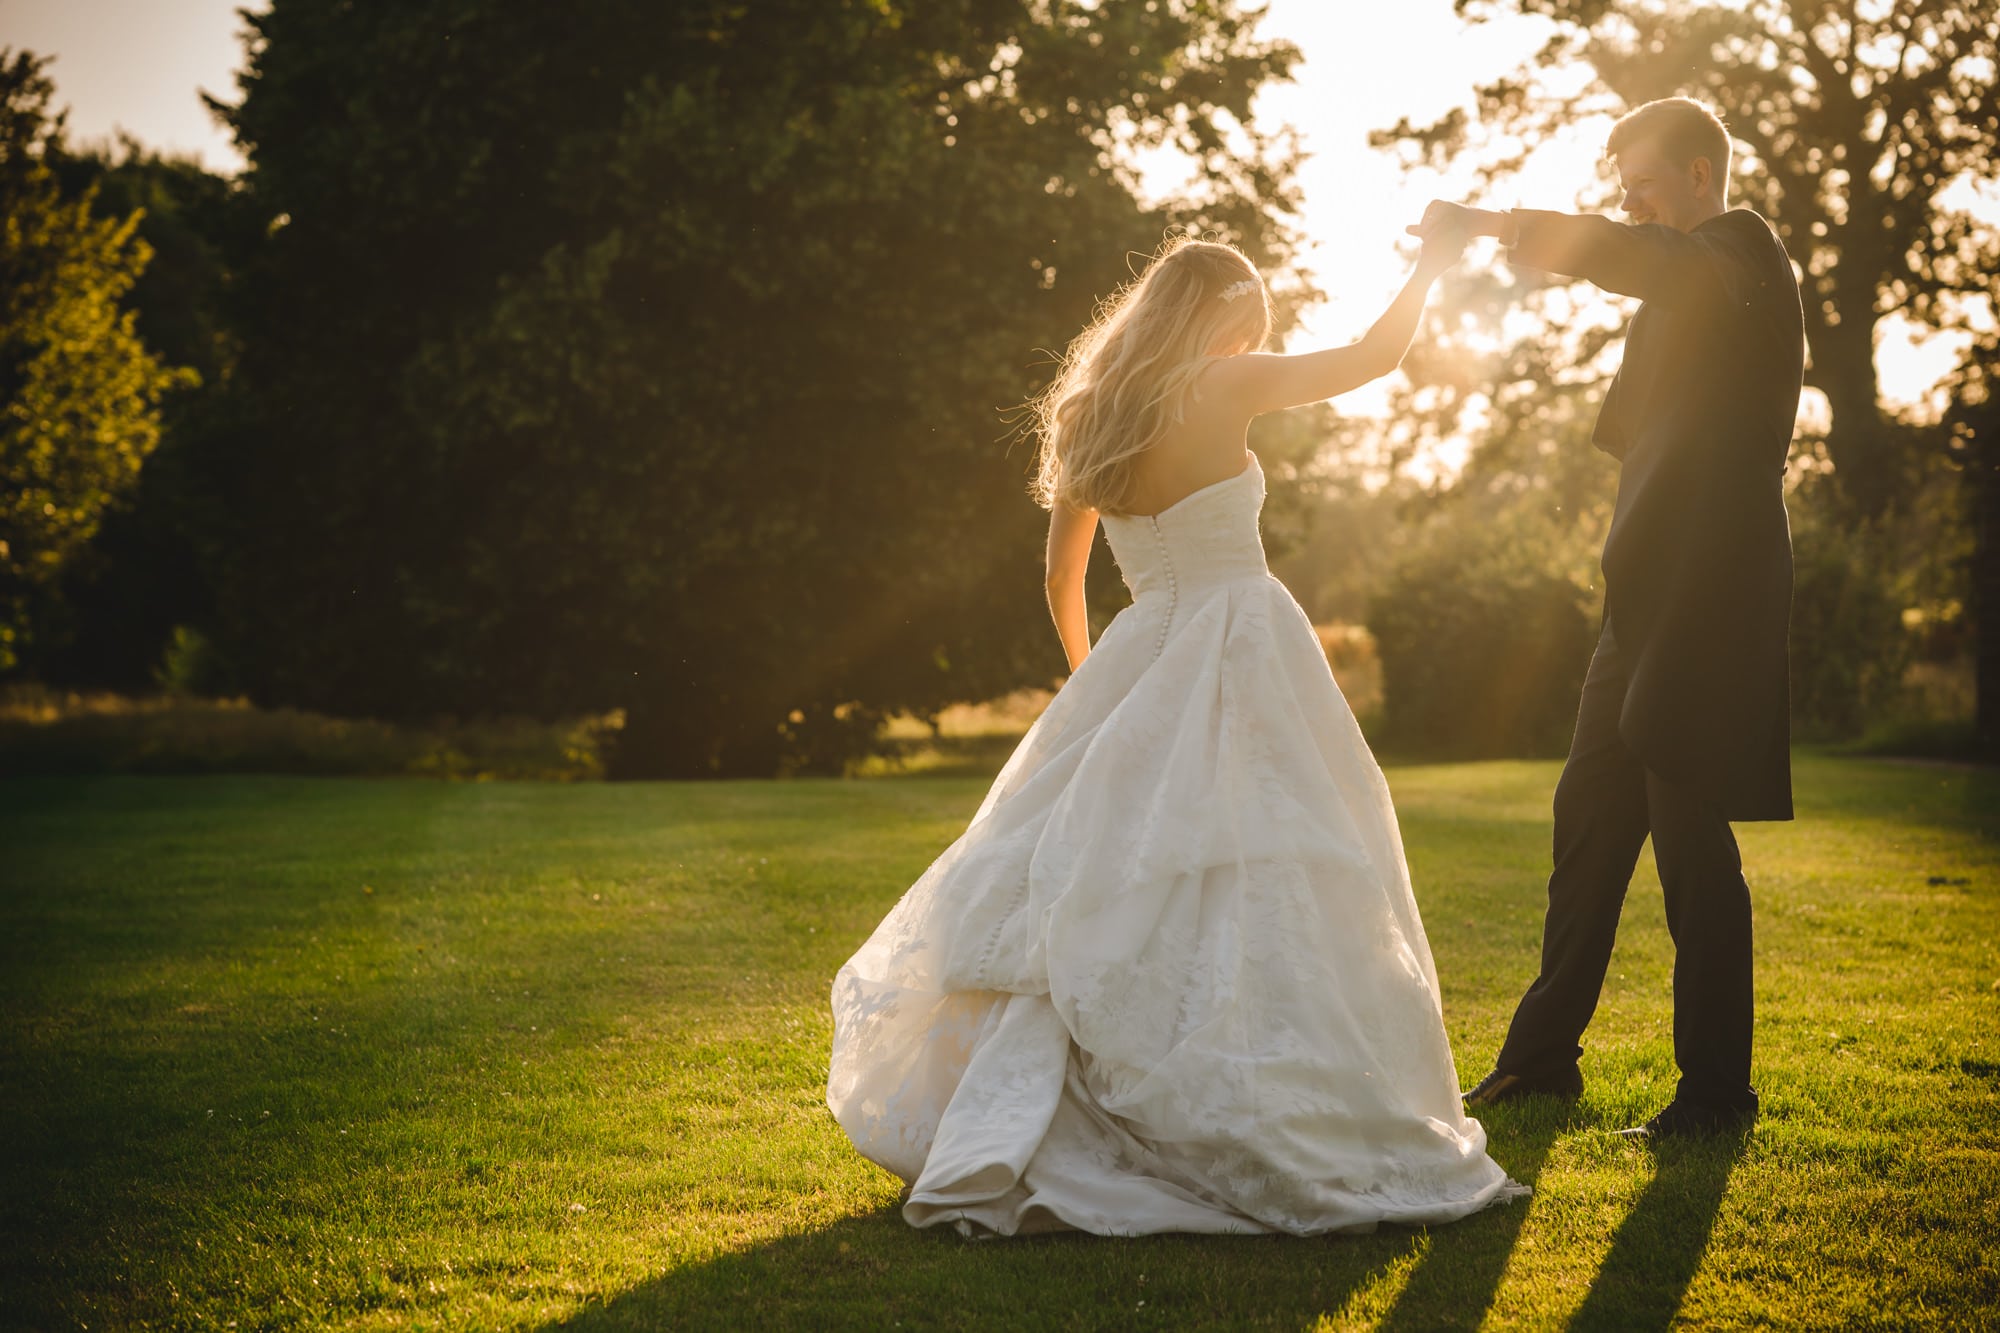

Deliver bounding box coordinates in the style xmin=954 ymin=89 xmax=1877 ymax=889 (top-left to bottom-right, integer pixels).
xmin=1205 ymin=230 xmax=1464 ymax=418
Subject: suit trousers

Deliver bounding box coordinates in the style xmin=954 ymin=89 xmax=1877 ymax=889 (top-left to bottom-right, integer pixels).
xmin=1494 ymin=620 xmax=1758 ymax=1111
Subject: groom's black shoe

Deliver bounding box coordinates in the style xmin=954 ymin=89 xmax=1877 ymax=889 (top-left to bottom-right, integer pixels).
xmin=1616 ymin=1098 xmax=1757 ymax=1141
xmin=1462 ymin=1065 xmax=1583 ymax=1109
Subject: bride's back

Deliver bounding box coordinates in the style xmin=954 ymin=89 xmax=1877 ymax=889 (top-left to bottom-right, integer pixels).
xmin=1119 ymin=363 xmax=1255 ymax=518
xmin=1027 ymin=236 xmax=1272 ymax=519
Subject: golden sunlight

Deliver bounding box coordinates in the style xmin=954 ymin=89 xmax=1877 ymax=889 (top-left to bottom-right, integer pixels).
xmin=1135 ymin=0 xmax=1989 ymax=480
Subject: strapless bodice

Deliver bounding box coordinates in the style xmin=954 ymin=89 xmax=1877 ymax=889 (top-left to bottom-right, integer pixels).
xmin=1100 ymin=452 xmax=1271 ymax=601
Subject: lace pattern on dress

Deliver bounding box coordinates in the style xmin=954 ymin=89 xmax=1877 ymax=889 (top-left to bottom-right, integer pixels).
xmin=826 ymin=451 xmax=1527 ymax=1236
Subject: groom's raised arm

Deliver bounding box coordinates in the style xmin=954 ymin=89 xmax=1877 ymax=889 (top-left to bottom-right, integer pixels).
xmin=1504 ymin=210 xmax=1753 ymax=306
xmin=1413 ymin=201 xmax=1767 ymax=310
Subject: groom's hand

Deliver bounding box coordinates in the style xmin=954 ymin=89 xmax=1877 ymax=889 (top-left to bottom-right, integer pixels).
xmin=1409 ymin=200 xmax=1480 ymax=275
xmin=1407 ymin=199 xmax=1499 ymax=246
xmin=1415 ymin=216 xmax=1469 ymax=275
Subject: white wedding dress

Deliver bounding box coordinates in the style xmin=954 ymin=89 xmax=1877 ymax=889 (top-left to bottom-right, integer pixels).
xmin=827 ymin=452 xmax=1524 ymax=1236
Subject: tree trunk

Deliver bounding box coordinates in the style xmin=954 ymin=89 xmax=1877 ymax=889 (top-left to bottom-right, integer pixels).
xmin=1973 ymin=404 xmax=2000 ymax=761
xmin=606 ymin=691 xmax=715 ymax=780
xmin=607 ymin=687 xmax=790 ymax=779
xmin=1809 ymin=318 xmax=1901 ymax=518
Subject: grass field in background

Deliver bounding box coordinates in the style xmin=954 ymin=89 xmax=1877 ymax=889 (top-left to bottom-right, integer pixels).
xmin=3 ymin=755 xmax=1997 ymax=1329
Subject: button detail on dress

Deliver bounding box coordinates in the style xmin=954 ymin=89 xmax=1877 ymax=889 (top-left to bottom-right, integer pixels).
xmin=1148 ymin=516 xmax=1177 ymax=660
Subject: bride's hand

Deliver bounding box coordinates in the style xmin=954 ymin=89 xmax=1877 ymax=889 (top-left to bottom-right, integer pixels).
xmin=1409 ymin=200 xmax=1476 ymax=273
xmin=1418 ymin=225 xmax=1468 ymax=275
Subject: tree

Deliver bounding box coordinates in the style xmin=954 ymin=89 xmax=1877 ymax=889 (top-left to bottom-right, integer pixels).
xmin=1372 ymin=0 xmax=2000 ymax=750
xmin=1949 ymin=350 xmax=2000 ymax=754
xmin=1380 ymin=0 xmax=2000 ymax=518
xmin=208 ymin=0 xmax=1305 ymax=775
xmin=31 ymin=138 xmax=247 ymax=691
xmin=0 ymin=50 xmax=192 ymax=675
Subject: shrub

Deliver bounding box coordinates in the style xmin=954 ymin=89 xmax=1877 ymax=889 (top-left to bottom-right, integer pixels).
xmin=1314 ymin=621 xmax=1383 ymax=721
xmin=1788 ymin=511 xmax=1909 ymax=741
xmin=0 ymin=685 xmax=614 ymax=780
xmin=1368 ymin=530 xmax=1594 ymax=759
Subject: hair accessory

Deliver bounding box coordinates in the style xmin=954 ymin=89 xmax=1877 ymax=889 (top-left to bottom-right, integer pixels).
xmin=1218 ymin=277 xmax=1259 ymax=303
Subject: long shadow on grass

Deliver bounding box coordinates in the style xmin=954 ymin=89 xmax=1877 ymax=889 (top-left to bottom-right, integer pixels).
xmin=1565 ymin=1126 xmax=1748 ymax=1331
xmin=1375 ymin=1103 xmax=1566 ymax=1332
xmin=539 ymin=1213 xmax=1415 ymax=1332
xmin=538 ymin=1123 xmax=1563 ymax=1333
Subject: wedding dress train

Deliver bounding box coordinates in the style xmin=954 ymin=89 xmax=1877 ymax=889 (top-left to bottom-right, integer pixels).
xmin=827 ymin=452 xmax=1523 ymax=1235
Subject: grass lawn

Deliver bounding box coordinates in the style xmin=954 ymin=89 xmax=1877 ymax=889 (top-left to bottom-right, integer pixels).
xmin=3 ymin=755 xmax=1997 ymax=1330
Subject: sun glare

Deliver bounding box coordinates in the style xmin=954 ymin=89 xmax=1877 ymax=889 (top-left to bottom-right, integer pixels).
xmin=1124 ymin=0 xmax=1987 ymax=481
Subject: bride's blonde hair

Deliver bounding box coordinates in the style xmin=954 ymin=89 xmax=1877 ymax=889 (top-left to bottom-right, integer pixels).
xmin=1028 ymin=234 xmax=1271 ymax=515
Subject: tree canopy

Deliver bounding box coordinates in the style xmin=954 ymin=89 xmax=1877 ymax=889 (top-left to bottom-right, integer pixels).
xmin=0 ymin=50 xmax=191 ymax=674
xmin=1364 ymin=0 xmax=1999 ymax=751
xmin=207 ymin=0 xmax=1305 ymax=775
xmin=1378 ymin=0 xmax=2000 ymax=516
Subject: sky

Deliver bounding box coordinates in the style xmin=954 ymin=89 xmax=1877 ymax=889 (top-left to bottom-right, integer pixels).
xmin=2 ymin=0 xmax=252 ymax=170
xmin=1215 ymin=4 xmax=1580 ymax=336
xmin=2 ymin=0 xmax=1963 ymax=432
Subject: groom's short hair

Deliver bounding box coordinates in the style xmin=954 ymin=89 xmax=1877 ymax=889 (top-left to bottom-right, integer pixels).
xmin=1607 ymin=97 xmax=1733 ymax=197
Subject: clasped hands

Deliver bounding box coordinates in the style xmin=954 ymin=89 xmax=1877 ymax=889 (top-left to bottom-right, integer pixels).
xmin=1407 ymin=200 xmax=1515 ymax=274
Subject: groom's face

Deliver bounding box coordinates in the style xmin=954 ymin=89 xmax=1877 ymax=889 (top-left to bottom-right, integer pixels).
xmin=1614 ymin=141 xmax=1709 ymax=233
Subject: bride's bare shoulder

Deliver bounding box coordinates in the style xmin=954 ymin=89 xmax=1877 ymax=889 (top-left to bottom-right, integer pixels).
xmin=1196 ymin=351 xmax=1290 ymax=407
xmin=1193 ymin=353 xmax=1269 ymax=409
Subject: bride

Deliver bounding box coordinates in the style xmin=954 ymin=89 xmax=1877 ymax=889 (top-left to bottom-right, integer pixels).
xmin=826 ymin=227 xmax=1524 ymax=1236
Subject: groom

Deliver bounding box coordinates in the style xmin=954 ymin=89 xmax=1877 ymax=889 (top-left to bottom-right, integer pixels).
xmin=1414 ymin=96 xmax=1804 ymax=1138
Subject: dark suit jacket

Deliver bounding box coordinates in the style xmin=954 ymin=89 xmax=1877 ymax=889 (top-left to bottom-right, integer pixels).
xmin=1511 ymin=207 xmax=1804 ymax=821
